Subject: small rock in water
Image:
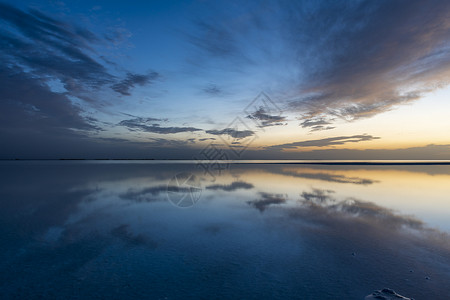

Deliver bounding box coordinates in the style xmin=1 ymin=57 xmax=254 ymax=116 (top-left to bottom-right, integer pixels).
xmin=365 ymin=288 xmax=413 ymax=300
xmin=425 ymin=276 xmax=430 ymax=280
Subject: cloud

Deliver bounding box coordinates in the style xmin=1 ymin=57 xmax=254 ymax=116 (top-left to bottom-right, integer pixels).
xmin=0 ymin=3 xmax=166 ymax=158
xmin=202 ymin=83 xmax=223 ymax=95
xmin=0 ymin=2 xmax=158 ymax=99
xmin=118 ymin=117 xmax=202 ymax=134
xmin=0 ymin=65 xmax=98 ymax=137
xmin=97 ymin=137 xmax=130 ymax=143
xmin=206 ymin=181 xmax=254 ymax=191
xmin=0 ymin=3 xmax=109 ymax=89
xmin=148 ymin=138 xmax=197 ymax=147
xmin=283 ymin=0 xmax=450 ymax=122
xmin=255 ymin=144 xmax=450 ymax=160
xmin=112 ymin=72 xmax=160 ymax=96
xmin=188 ymin=1 xmax=450 ymax=126
xmin=247 ymin=192 xmax=286 ymax=212
xmin=299 ymin=117 xmax=335 ymax=132
xmin=246 ymin=107 xmax=287 ymax=127
xmin=104 ymin=26 xmax=132 ymax=46
xmin=206 ymin=128 xmax=255 ymax=139
xmin=266 ymin=134 xmax=380 ymax=151
xmin=188 ymin=19 xmax=242 ymax=59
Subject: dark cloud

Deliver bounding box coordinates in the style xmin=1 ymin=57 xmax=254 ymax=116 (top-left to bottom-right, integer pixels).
xmin=309 ymin=125 xmax=335 ymax=132
xmin=0 ymin=65 xmax=99 ymax=138
xmin=206 ymin=181 xmax=254 ymax=192
xmin=112 ymin=72 xmax=160 ymax=96
xmin=149 ymin=138 xmax=197 ymax=147
xmin=266 ymin=134 xmax=380 ymax=151
xmin=247 ymin=192 xmax=286 ymax=212
xmin=118 ymin=117 xmax=202 ymax=134
xmin=299 ymin=117 xmax=335 ymax=132
xmin=246 ymin=107 xmax=287 ymax=127
xmin=97 ymin=137 xmax=130 ymax=143
xmin=0 ymin=3 xmax=164 ymax=158
xmin=0 ymin=2 xmax=158 ymax=97
xmin=206 ymin=128 xmax=255 ymax=139
xmin=0 ymin=2 xmax=110 ymax=90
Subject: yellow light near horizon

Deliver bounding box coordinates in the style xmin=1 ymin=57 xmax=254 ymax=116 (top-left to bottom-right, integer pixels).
xmin=251 ymin=85 xmax=450 ymax=151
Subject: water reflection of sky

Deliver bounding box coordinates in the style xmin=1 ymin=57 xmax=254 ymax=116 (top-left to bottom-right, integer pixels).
xmin=0 ymin=162 xmax=449 ymax=299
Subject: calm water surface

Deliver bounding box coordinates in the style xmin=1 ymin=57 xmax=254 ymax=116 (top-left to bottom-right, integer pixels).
xmin=0 ymin=161 xmax=449 ymax=299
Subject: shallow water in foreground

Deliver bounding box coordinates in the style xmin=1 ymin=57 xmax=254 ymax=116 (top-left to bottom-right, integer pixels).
xmin=0 ymin=161 xmax=449 ymax=299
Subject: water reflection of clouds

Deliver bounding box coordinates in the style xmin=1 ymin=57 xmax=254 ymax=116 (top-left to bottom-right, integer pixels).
xmin=278 ymin=169 xmax=379 ymax=185
xmin=119 ymin=185 xmax=168 ymax=202
xmin=1 ymin=162 xmax=450 ymax=299
xmin=206 ymin=181 xmax=254 ymax=192
xmin=296 ymin=188 xmax=426 ymax=231
xmin=247 ymin=192 xmax=287 ymax=212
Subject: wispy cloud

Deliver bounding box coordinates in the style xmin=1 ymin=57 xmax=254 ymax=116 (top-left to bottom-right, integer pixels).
xmin=266 ymin=134 xmax=380 ymax=151
xmin=0 ymin=2 xmax=163 ymax=157
xmin=148 ymin=138 xmax=196 ymax=147
xmin=112 ymin=72 xmax=160 ymax=96
xmin=0 ymin=3 xmax=153 ymax=96
xmin=188 ymin=0 xmax=450 ymax=127
xmin=202 ymin=83 xmax=223 ymax=96
xmin=246 ymin=107 xmax=287 ymax=127
xmin=284 ymin=0 xmax=450 ymax=123
xmin=118 ymin=117 xmax=202 ymax=134
xmin=299 ymin=117 xmax=335 ymax=132
xmin=206 ymin=128 xmax=255 ymax=139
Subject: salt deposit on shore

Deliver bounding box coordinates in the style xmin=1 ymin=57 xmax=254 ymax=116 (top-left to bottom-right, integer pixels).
xmin=365 ymin=288 xmax=412 ymax=300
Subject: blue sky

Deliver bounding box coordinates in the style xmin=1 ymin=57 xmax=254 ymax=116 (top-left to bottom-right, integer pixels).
xmin=1 ymin=0 xmax=450 ymax=159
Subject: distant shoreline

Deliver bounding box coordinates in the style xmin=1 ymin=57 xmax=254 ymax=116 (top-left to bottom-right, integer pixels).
xmin=1 ymin=159 xmax=450 ymax=165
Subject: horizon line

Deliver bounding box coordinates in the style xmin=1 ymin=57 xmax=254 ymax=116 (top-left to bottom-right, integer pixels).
xmin=2 ymin=159 xmax=450 ymax=165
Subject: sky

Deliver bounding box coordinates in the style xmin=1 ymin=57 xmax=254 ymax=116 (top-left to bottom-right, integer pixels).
xmin=1 ymin=0 xmax=450 ymax=159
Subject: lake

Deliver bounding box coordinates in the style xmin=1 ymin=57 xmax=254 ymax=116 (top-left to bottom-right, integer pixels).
xmin=0 ymin=161 xmax=449 ymax=299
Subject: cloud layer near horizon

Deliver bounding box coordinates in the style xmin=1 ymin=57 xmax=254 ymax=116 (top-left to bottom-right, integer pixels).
xmin=266 ymin=134 xmax=380 ymax=151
